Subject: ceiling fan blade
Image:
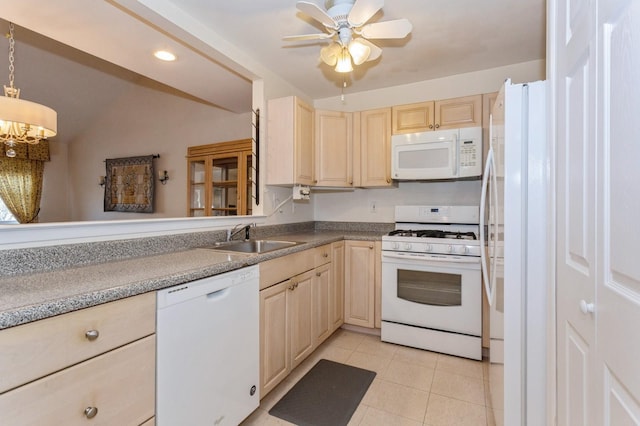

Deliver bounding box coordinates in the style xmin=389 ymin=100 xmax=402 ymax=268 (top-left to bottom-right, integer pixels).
xmin=296 ymin=1 xmax=338 ymax=29
xmin=360 ymin=18 xmax=412 ymax=39
xmin=357 ymin=38 xmax=382 ymax=61
xmin=348 ymin=0 xmax=384 ymax=27
xmin=283 ymin=32 xmax=335 ymax=41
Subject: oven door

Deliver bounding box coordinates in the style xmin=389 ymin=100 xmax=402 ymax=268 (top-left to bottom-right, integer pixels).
xmin=381 ymin=251 xmax=482 ymax=336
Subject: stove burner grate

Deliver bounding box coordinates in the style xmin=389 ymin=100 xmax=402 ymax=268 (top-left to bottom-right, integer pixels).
xmin=388 ymin=229 xmax=477 ymax=240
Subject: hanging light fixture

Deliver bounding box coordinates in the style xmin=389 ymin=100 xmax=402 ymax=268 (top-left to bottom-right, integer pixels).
xmin=0 ymin=22 xmax=57 ymax=158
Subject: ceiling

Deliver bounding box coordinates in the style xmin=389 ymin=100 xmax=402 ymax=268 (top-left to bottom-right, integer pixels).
xmin=0 ymin=0 xmax=545 ymax=115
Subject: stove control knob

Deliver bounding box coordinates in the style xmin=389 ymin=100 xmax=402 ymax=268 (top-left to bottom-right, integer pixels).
xmin=447 ymin=245 xmax=453 ymax=253
xmin=403 ymin=243 xmax=412 ymax=251
xmin=458 ymin=246 xmax=469 ymax=255
xmin=392 ymin=242 xmax=400 ymax=250
xmin=424 ymin=244 xmax=433 ymax=252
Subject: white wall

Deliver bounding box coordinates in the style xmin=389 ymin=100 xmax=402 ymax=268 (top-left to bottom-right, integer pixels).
xmin=62 ymin=82 xmax=251 ymax=222
xmin=314 ymin=60 xmax=546 ymax=111
xmin=311 ymin=60 xmax=546 ymax=222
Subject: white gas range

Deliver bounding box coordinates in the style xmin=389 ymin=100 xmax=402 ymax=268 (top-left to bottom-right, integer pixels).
xmin=381 ymin=205 xmax=482 ymax=360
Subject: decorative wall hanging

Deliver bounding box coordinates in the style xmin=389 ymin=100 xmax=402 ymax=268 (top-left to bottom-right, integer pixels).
xmin=104 ymin=155 xmax=155 ymax=213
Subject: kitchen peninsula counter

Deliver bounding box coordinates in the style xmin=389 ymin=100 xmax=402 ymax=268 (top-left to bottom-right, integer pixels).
xmin=0 ymin=228 xmax=386 ymax=330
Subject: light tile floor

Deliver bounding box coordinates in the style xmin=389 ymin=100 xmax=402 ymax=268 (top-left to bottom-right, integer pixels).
xmin=242 ymin=329 xmax=501 ymax=426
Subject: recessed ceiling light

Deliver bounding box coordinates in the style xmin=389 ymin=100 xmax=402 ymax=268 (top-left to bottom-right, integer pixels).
xmin=154 ymin=50 xmax=176 ymax=61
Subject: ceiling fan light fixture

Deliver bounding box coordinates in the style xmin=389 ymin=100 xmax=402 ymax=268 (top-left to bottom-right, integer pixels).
xmin=320 ymin=43 xmax=341 ymax=66
xmin=334 ymin=48 xmax=353 ymax=73
xmin=348 ymin=39 xmax=371 ymax=65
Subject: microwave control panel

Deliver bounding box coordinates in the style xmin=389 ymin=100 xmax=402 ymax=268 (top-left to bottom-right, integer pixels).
xmin=459 ymin=139 xmax=479 ymax=168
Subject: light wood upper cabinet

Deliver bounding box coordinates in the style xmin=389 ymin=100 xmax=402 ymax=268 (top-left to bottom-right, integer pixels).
xmin=434 ymin=95 xmax=482 ymax=130
xmin=354 ymin=108 xmax=392 ymax=187
xmin=392 ymin=101 xmax=435 ymax=134
xmin=267 ymin=96 xmax=314 ymax=186
xmin=344 ymin=240 xmax=377 ymax=328
xmin=392 ymin=95 xmax=482 ymax=134
xmin=187 ymin=139 xmax=252 ymax=217
xmin=315 ymin=109 xmax=353 ymax=187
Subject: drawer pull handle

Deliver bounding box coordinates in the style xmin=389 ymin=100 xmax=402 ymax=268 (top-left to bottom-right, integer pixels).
xmin=85 ymin=330 xmax=100 ymax=341
xmin=316 ymin=272 xmax=321 ymax=277
xmin=323 ymin=253 xmax=328 ymax=258
xmin=84 ymin=406 xmax=98 ymax=419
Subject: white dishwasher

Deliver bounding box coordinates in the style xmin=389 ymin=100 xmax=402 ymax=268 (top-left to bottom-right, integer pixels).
xmin=156 ymin=265 xmax=259 ymax=426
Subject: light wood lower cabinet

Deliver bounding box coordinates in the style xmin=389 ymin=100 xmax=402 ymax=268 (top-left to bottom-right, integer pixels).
xmin=289 ymin=269 xmax=315 ymax=370
xmin=259 ymin=279 xmax=290 ymax=397
xmin=313 ymin=263 xmax=332 ymax=346
xmin=260 ymin=242 xmax=344 ymax=398
xmin=0 ymin=293 xmax=156 ymax=425
xmin=0 ymin=336 xmax=155 ymax=426
xmin=330 ymin=241 xmax=345 ymax=332
xmin=344 ymin=240 xmax=380 ymax=328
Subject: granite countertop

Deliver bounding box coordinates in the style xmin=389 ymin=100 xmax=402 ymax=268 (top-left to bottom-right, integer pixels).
xmin=0 ymin=229 xmax=383 ymax=330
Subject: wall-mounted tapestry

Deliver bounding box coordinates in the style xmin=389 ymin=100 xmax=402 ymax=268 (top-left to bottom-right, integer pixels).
xmin=104 ymin=155 xmax=155 ymax=213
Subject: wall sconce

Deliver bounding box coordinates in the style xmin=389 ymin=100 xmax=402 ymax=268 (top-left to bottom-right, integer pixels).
xmin=158 ymin=170 xmax=169 ymax=185
xmin=98 ymin=176 xmax=106 ymax=187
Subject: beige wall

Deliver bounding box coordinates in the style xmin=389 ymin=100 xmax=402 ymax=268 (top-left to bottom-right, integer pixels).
xmin=41 ymin=82 xmax=251 ymax=222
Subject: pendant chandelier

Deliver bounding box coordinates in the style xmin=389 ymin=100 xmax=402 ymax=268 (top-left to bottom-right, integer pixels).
xmin=0 ymin=22 xmax=57 ymax=158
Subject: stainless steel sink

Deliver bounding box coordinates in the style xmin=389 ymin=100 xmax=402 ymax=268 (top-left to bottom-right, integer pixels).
xmin=205 ymin=239 xmax=302 ymax=254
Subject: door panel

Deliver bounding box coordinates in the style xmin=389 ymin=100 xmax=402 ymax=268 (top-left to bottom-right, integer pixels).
xmin=598 ymin=1 xmax=640 ymax=423
xmin=555 ymin=0 xmax=596 ymax=423
xmin=554 ymin=0 xmax=640 ymax=424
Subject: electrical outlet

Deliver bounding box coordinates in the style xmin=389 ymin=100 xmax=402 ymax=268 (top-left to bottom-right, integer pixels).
xmin=370 ymin=201 xmax=377 ymax=213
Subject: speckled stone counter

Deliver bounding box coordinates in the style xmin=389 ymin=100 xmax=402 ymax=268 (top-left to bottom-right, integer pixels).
xmin=0 ymin=223 xmax=391 ymax=330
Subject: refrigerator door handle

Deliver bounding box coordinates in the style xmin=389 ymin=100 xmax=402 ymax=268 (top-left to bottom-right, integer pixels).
xmin=480 ymin=147 xmax=494 ymax=306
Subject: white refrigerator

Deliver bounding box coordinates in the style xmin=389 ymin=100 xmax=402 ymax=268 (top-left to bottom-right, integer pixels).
xmin=480 ymin=79 xmax=548 ymax=425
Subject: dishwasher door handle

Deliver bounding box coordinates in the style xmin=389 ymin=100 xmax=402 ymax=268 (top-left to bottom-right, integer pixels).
xmin=206 ymin=287 xmax=229 ymax=300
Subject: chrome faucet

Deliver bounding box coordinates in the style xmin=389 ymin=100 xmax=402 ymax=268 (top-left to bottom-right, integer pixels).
xmin=226 ymin=223 xmax=255 ymax=241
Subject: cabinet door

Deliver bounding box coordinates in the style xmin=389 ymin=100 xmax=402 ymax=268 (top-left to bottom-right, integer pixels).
xmin=315 ymin=110 xmax=353 ymax=187
xmin=187 ymin=156 xmax=208 ymax=217
xmin=295 ymin=97 xmax=315 ymax=185
xmin=392 ymin=101 xmax=435 ymax=134
xmin=313 ymin=264 xmax=332 ymax=347
xmin=357 ymin=108 xmax=392 ymax=187
xmin=266 ymin=96 xmax=314 ymax=186
xmin=260 ymin=280 xmax=290 ymax=397
xmin=344 ymin=241 xmax=376 ymax=328
xmin=289 ymin=270 xmax=315 ymax=369
xmin=211 ymin=153 xmax=241 ymax=216
xmin=330 ymin=241 xmax=345 ymax=332
xmin=434 ymin=94 xmax=482 ymax=130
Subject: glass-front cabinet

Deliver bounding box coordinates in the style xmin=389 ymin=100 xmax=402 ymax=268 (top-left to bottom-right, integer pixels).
xmin=187 ymin=139 xmax=253 ymax=217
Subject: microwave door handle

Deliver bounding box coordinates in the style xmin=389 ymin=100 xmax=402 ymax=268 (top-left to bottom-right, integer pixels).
xmin=452 ymin=133 xmax=459 ymax=176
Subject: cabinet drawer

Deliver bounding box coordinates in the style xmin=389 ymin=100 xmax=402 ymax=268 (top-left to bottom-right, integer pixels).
xmin=314 ymin=244 xmax=332 ymax=266
xmin=0 ymin=292 xmax=156 ymax=393
xmin=0 ymin=335 xmax=155 ymax=425
xmin=259 ymin=249 xmax=315 ymax=290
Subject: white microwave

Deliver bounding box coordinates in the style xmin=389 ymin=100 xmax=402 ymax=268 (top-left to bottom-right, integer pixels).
xmin=391 ymin=126 xmax=483 ymax=180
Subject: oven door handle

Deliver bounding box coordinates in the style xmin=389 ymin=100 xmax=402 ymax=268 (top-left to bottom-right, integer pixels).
xmin=382 ymin=252 xmax=480 ymax=264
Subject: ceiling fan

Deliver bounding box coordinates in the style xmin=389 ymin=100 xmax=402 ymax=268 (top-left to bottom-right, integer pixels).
xmin=284 ymin=0 xmax=412 ymax=73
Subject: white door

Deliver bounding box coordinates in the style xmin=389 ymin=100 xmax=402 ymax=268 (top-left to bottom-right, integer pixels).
xmin=595 ymin=0 xmax=640 ymax=424
xmin=553 ymin=0 xmax=640 ymax=424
